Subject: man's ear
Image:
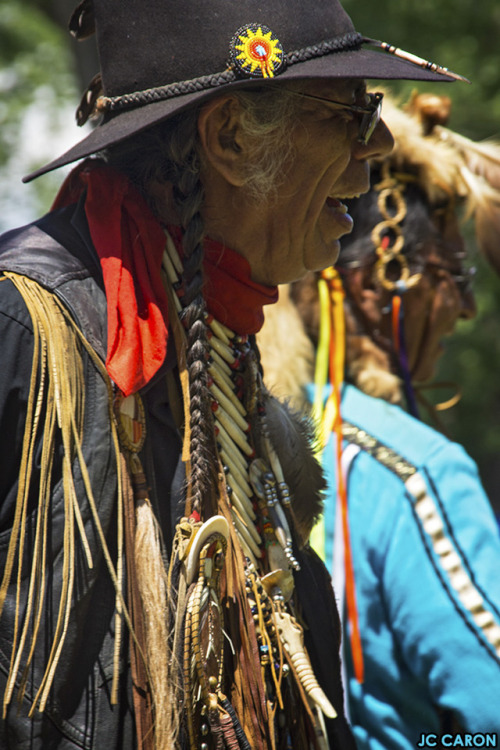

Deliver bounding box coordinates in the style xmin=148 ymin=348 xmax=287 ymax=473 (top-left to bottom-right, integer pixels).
xmin=342 ymin=266 xmax=385 ymax=329
xmin=197 ymin=96 xmax=248 ymax=187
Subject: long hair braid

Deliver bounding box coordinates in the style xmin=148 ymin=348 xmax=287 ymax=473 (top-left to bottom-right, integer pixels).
xmin=107 ymin=88 xmax=302 ymax=519
xmin=168 ymin=126 xmax=219 ymax=518
xmin=107 ymin=110 xmax=221 ymax=517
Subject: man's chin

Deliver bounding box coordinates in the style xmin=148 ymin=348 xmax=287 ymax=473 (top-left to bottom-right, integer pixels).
xmin=306 ymin=241 xmax=341 ymax=274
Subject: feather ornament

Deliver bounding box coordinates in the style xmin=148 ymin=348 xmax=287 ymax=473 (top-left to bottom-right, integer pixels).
xmin=68 ymin=0 xmax=95 ymax=40
xmin=470 ymin=192 xmax=500 ymax=275
xmin=262 ymin=393 xmax=325 ymax=545
xmin=76 ymin=73 xmax=103 ymax=127
xmin=437 ymin=128 xmax=500 ymax=192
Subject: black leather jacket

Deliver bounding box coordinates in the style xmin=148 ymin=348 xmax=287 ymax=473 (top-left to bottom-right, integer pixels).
xmin=0 ymin=203 xmax=354 ymax=749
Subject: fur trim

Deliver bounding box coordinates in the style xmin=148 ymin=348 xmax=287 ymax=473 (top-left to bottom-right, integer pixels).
xmin=378 ymin=92 xmax=464 ymax=205
xmin=257 ymin=284 xmax=315 ymax=412
xmin=346 ymin=334 xmax=402 ymax=404
xmin=259 ymin=280 xmax=403 ymax=407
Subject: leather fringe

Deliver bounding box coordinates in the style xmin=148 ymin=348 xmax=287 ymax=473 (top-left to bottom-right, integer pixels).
xmin=0 ymin=274 xmax=135 ymax=719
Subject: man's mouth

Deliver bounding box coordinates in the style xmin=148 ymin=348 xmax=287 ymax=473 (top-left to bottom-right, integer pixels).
xmin=324 ymin=197 xmax=355 ymax=236
xmin=326 ymin=192 xmax=363 ymax=207
xmin=326 ymin=197 xmax=348 ymax=212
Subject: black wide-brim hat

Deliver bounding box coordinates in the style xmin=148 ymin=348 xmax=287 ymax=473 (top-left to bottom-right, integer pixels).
xmin=25 ymin=0 xmax=465 ymax=182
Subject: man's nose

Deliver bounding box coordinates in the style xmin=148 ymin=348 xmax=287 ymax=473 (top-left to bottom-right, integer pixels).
xmin=353 ymin=118 xmax=394 ymax=160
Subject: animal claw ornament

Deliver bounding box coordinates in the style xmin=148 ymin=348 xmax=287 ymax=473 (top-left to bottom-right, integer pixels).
xmin=274 ymin=609 xmax=337 ymax=720
xmin=183 ymin=516 xmax=230 ymax=746
xmin=185 ymin=515 xmax=230 ymax=585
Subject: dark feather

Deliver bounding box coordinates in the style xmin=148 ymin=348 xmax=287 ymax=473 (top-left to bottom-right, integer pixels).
xmin=263 ymin=394 xmax=325 ymax=546
xmin=69 ymin=0 xmax=95 ymax=40
xmin=76 ymin=73 xmax=102 ymax=126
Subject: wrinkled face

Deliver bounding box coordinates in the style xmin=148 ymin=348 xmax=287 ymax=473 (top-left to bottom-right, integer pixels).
xmin=394 ymin=212 xmax=477 ymax=382
xmin=202 ymin=79 xmax=394 ymax=286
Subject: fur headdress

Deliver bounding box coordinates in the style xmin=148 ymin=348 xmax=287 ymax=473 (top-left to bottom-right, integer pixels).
xmin=376 ymin=90 xmax=500 ymax=274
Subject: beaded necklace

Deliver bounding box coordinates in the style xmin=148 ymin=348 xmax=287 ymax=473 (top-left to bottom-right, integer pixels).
xmin=163 ymin=231 xmax=300 ymax=573
xmin=161 ymin=230 xmax=335 ymax=749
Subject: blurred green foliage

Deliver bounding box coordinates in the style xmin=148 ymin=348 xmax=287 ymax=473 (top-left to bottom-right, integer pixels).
xmin=343 ymin=0 xmax=500 ymax=138
xmin=0 ymin=3 xmax=71 ymax=156
xmin=428 ymin=252 xmax=500 ymax=507
xmin=1 ymin=0 xmax=500 ymax=505
xmin=0 ymin=1 xmax=79 ymax=218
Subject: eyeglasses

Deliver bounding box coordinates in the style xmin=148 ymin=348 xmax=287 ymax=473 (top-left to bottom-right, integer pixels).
xmin=285 ymin=90 xmax=384 ymax=145
xmin=425 ymin=260 xmax=476 ymax=294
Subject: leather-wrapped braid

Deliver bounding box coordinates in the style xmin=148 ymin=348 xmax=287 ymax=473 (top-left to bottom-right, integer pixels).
xmin=168 ymin=127 xmax=219 ymax=518
xmin=105 ymin=111 xmax=220 ymax=518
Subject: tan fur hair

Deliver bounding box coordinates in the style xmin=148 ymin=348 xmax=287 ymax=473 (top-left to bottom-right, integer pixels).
xmin=382 ymin=90 xmax=500 ymax=274
xmin=135 ymin=499 xmax=179 ymax=748
xmin=258 ymin=278 xmax=404 ymax=406
xmin=344 ymin=306 xmax=403 ymax=405
xmin=256 ymin=284 xmax=315 ymax=412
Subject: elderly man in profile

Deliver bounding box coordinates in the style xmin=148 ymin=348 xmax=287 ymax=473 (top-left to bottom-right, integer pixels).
xmin=0 ymin=0 xmax=462 ymax=748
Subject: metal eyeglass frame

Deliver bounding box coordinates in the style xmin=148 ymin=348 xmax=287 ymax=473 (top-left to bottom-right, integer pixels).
xmin=424 ymin=260 xmax=477 ymax=294
xmin=285 ymin=90 xmax=384 ymax=145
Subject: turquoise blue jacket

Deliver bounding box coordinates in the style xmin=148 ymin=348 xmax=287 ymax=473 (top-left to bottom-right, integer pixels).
xmin=318 ymin=384 xmax=500 ymax=749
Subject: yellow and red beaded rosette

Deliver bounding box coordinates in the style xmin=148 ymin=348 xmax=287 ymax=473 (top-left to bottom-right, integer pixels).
xmin=230 ymin=23 xmax=284 ymax=78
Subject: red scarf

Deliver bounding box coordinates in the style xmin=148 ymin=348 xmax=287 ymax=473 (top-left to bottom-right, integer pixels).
xmin=166 ymin=225 xmax=278 ymax=335
xmin=52 ymin=161 xmax=277 ymax=395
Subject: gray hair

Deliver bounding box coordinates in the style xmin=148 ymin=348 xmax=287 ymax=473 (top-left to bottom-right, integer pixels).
xmin=231 ymin=87 xmax=302 ymax=201
xmin=106 ymin=85 xmax=302 ymax=205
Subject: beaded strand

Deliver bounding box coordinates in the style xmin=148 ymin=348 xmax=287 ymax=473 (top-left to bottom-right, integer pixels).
xmin=161 ymin=234 xmax=298 ymax=572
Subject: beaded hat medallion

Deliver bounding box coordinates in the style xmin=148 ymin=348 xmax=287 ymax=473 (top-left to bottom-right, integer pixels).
xmin=230 ymin=24 xmax=285 ymax=78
